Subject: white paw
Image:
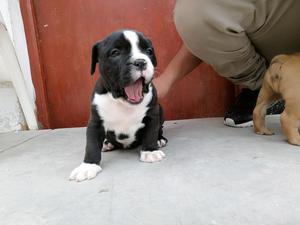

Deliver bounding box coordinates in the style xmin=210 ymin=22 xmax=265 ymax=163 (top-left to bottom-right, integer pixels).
xmin=69 ymin=163 xmax=102 ymax=182
xmin=102 ymin=139 xmax=114 ymax=152
xmin=157 ymin=139 xmax=167 ymax=148
xmin=140 ymin=150 xmax=166 ymax=163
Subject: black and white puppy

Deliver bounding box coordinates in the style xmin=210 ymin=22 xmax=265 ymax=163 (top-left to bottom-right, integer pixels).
xmin=69 ymin=30 xmax=167 ymax=182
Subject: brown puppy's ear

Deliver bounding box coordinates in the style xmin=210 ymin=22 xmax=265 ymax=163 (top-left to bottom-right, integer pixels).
xmin=90 ymin=42 xmax=101 ymax=75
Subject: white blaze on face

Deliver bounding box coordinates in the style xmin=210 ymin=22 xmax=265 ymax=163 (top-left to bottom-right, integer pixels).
xmin=123 ymin=30 xmax=154 ymax=83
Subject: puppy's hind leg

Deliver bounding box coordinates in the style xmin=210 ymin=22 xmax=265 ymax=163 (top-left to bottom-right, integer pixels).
xmin=157 ymin=104 xmax=168 ymax=148
xmin=280 ymin=111 xmax=300 ymax=146
xmin=102 ymin=139 xmax=115 ymax=152
xmin=253 ymin=81 xmax=279 ymax=135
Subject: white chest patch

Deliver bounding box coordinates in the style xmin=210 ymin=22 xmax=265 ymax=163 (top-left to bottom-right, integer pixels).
xmin=93 ymin=86 xmax=153 ymax=147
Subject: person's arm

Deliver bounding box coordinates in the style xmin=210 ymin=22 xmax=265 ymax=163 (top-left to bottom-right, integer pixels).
xmin=153 ymin=44 xmax=202 ymax=99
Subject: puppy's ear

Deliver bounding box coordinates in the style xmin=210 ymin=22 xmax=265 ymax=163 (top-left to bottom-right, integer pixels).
xmin=91 ymin=42 xmax=101 ymax=75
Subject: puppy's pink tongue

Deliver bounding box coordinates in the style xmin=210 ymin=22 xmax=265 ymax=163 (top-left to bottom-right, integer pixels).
xmin=124 ymin=79 xmax=143 ymax=103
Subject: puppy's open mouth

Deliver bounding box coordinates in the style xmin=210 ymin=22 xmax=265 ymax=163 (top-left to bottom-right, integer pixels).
xmin=124 ymin=77 xmax=145 ymax=104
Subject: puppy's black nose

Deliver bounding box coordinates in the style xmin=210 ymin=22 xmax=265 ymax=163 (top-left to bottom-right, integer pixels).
xmin=133 ymin=59 xmax=147 ymax=70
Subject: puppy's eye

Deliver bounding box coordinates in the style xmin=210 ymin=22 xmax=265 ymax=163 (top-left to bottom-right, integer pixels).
xmin=110 ymin=49 xmax=120 ymax=57
xmin=146 ymin=48 xmax=153 ymax=55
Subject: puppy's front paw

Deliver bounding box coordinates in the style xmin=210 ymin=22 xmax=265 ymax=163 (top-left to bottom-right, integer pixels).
xmin=255 ymin=127 xmax=274 ymax=135
xmin=69 ymin=163 xmax=102 ymax=182
xmin=140 ymin=150 xmax=166 ymax=163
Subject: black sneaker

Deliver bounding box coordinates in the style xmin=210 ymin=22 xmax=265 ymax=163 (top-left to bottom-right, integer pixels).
xmin=224 ymin=88 xmax=285 ymax=128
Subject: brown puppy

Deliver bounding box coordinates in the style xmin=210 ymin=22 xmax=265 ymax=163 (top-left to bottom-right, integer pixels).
xmin=253 ymin=53 xmax=300 ymax=145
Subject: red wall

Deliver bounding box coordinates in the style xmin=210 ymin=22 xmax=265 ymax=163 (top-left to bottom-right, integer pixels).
xmin=21 ymin=0 xmax=235 ymax=128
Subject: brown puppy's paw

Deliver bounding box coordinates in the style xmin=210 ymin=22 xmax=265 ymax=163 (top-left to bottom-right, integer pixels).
xmin=287 ymin=137 xmax=300 ymax=146
xmin=255 ymin=127 xmax=274 ymax=135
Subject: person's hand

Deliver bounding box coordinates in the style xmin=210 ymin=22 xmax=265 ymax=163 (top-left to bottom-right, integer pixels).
xmin=152 ymin=45 xmax=202 ymax=99
xmin=152 ymin=75 xmax=172 ymax=99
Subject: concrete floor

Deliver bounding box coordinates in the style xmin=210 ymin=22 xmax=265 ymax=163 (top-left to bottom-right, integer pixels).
xmin=1 ymin=117 xmax=300 ymax=225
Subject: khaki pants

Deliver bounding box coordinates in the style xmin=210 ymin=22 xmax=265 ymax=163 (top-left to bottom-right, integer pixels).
xmin=174 ymin=0 xmax=300 ymax=90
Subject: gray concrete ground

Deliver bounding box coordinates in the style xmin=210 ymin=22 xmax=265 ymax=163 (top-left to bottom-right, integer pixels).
xmin=0 ymin=117 xmax=300 ymax=225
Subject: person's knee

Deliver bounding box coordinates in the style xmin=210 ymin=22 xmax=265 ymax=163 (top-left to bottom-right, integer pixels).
xmin=173 ymin=0 xmax=213 ymax=60
xmin=173 ymin=0 xmax=209 ymax=42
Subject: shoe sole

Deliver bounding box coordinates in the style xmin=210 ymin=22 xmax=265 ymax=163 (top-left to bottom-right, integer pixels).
xmin=224 ymin=118 xmax=253 ymax=128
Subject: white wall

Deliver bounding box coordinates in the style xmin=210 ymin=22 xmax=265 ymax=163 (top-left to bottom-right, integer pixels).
xmin=0 ymin=0 xmax=35 ymax=106
xmin=0 ymin=81 xmax=26 ymax=132
xmin=0 ymin=0 xmax=37 ymax=132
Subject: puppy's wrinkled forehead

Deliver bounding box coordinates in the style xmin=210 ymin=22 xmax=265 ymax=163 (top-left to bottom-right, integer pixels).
xmin=123 ymin=31 xmax=151 ymax=62
xmin=102 ymin=32 xmax=130 ymax=51
xmin=123 ymin=30 xmax=139 ymax=51
xmin=104 ymin=30 xmax=152 ymax=55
